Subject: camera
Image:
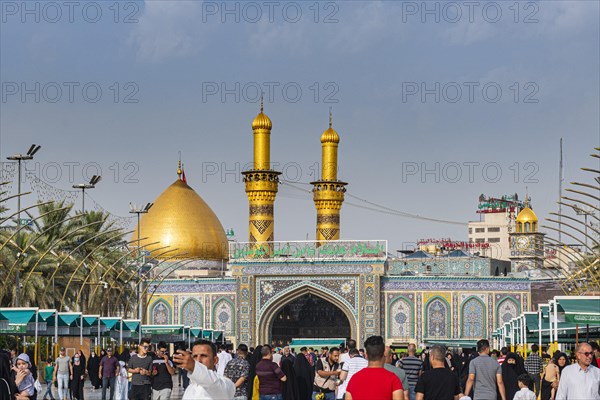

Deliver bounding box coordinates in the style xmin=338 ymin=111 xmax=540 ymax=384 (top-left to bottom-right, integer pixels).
xmin=174 ymin=341 xmax=188 ymax=353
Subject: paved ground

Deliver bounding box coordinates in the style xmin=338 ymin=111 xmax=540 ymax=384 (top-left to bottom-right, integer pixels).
xmin=40 ymin=375 xmax=185 ymax=400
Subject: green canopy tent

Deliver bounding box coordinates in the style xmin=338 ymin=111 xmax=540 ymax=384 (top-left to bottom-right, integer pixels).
xmin=0 ymin=307 xmax=38 ymax=335
xmin=190 ymin=328 xmax=202 ymax=339
xmin=122 ymin=320 xmax=141 ymax=342
xmin=556 ymin=296 xmax=600 ymax=323
xmin=46 ymin=312 xmax=82 ymax=337
xmin=202 ymin=329 xmax=213 ymax=341
xmin=99 ymin=317 xmax=124 ymax=349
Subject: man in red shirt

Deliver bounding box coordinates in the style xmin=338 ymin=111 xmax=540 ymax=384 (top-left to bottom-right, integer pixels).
xmin=346 ymin=336 xmax=403 ymax=400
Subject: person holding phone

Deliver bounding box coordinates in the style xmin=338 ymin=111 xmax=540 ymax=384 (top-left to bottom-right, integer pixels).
xmin=172 ymin=339 xmax=235 ymax=400
xmin=128 ymin=339 xmax=153 ymax=400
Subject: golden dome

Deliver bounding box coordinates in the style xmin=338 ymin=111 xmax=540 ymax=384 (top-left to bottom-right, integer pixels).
xmin=321 ymin=127 xmax=340 ymax=144
xmin=516 ymin=206 xmax=538 ymax=223
xmin=131 ymin=179 xmax=228 ymax=260
xmin=252 ymin=112 xmax=272 ymax=130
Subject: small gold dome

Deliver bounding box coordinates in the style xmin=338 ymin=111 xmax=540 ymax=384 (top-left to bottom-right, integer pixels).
xmin=516 ymin=206 xmax=538 ymax=223
xmin=321 ymin=127 xmax=340 ymax=144
xmin=252 ymin=112 xmax=272 ymax=131
xmin=131 ymin=179 xmax=228 ymax=260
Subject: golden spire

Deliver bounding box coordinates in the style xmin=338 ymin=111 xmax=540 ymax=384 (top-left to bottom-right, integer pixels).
xmin=177 ymin=157 xmax=182 ymax=179
xmin=321 ymin=109 xmax=340 ymax=144
xmin=252 ymin=94 xmax=272 ymax=131
xmin=243 ymin=96 xmax=281 ymax=250
xmin=312 ymin=111 xmax=347 ymax=244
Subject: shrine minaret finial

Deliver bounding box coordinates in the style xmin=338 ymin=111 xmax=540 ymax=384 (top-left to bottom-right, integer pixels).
xmin=311 ymin=110 xmax=347 ymax=244
xmin=242 ymin=102 xmax=281 ymax=252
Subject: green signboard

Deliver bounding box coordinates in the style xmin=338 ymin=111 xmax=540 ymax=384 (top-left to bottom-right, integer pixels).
xmin=230 ymin=240 xmax=387 ymax=261
xmin=0 ymin=324 xmax=27 ymax=333
xmin=565 ymin=314 xmax=600 ymax=323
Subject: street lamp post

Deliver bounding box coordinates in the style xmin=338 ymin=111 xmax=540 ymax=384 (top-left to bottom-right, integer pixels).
xmin=7 ymin=144 xmax=41 ymax=307
xmin=573 ymin=205 xmax=595 ymax=251
xmin=72 ymin=175 xmax=101 ymax=313
xmin=73 ymin=175 xmax=101 ymax=214
xmin=129 ymin=202 xmax=153 ymax=320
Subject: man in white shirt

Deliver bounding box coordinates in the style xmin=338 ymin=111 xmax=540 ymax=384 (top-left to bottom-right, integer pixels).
xmin=173 ymin=340 xmax=235 ymax=400
xmin=337 ymin=348 xmax=368 ymax=400
xmin=555 ymin=342 xmax=600 ymax=400
xmin=340 ymin=339 xmax=357 ymax=366
xmin=216 ymin=344 xmax=232 ymax=377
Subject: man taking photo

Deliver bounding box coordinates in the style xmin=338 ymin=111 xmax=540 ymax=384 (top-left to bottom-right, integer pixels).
xmin=172 ymin=339 xmax=235 ymax=400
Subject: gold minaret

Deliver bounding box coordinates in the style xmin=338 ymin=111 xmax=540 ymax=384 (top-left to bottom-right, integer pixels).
xmin=311 ymin=111 xmax=347 ymax=243
xmin=242 ymin=98 xmax=281 ymax=251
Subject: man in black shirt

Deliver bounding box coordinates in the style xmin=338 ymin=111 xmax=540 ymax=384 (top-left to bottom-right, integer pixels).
xmin=415 ymin=345 xmax=464 ymax=400
xmin=151 ymin=341 xmax=175 ymax=400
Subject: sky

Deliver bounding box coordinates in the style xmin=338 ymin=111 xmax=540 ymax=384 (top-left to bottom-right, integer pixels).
xmin=1 ymin=0 xmax=599 ymax=253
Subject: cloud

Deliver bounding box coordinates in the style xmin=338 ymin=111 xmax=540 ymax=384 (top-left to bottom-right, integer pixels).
xmin=246 ymin=1 xmax=400 ymax=56
xmin=127 ymin=0 xmax=208 ymax=62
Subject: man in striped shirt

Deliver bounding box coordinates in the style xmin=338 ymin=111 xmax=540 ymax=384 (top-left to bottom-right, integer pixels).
xmin=337 ymin=348 xmax=368 ymax=400
xmin=398 ymin=344 xmax=422 ymax=400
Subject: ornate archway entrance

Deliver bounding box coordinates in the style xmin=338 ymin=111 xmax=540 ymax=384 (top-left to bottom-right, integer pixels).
xmin=257 ymin=285 xmax=357 ymax=345
xmin=270 ymin=294 xmax=351 ymax=346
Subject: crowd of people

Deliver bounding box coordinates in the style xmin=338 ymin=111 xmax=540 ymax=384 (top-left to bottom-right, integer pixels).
xmin=1 ymin=338 xmax=599 ymax=400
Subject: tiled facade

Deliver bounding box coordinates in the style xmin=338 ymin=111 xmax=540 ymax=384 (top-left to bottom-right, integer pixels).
xmin=146 ymin=261 xmax=530 ymax=346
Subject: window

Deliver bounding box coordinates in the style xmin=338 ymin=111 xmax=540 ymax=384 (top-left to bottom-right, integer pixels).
xmin=488 ymin=238 xmax=501 ymax=243
xmin=475 ymin=238 xmax=485 ymax=243
xmin=468 ymin=228 xmax=472 ymax=234
xmin=475 ymin=228 xmax=485 ymax=233
xmin=488 ymin=227 xmax=500 ymax=232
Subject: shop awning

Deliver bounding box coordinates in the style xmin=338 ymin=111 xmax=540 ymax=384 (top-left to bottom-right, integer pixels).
xmin=556 ymin=296 xmax=600 ymax=323
xmin=100 ymin=317 xmax=121 ymax=331
xmin=123 ymin=320 xmax=140 ymax=332
xmin=190 ymin=328 xmax=202 ymax=338
xmin=0 ymin=308 xmax=38 ymax=333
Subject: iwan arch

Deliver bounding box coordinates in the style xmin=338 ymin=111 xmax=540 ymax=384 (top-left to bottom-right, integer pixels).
xmin=140 ymin=105 xmax=530 ymax=347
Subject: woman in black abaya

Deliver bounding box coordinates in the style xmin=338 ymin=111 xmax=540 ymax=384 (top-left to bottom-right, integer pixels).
xmin=281 ymin=358 xmax=299 ymax=400
xmin=87 ymin=351 xmax=100 ymax=390
xmin=501 ymin=352 xmax=526 ymax=400
xmin=293 ymin=350 xmax=314 ymax=400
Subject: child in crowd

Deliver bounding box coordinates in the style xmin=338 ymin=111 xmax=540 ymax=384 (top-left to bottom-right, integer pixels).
xmin=13 ymin=353 xmax=35 ymax=400
xmin=43 ymin=358 xmax=55 ymax=400
xmin=543 ymin=357 xmax=560 ymax=400
xmin=514 ymin=374 xmax=536 ymax=400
